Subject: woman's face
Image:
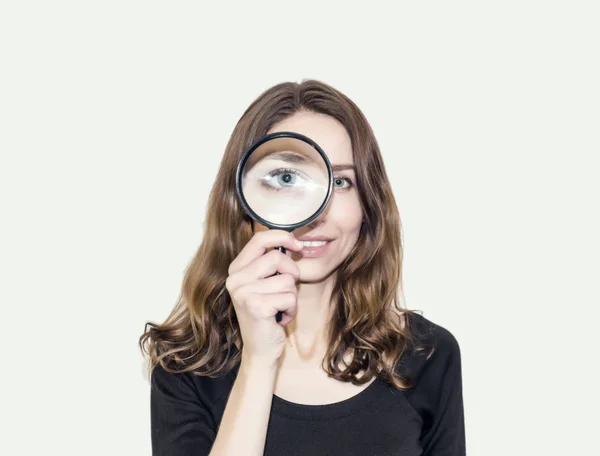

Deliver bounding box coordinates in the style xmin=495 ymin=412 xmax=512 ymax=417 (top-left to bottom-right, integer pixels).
xmin=252 ymin=111 xmax=363 ymax=283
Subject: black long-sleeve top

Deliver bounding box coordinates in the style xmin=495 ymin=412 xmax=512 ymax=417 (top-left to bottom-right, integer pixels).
xmin=150 ymin=313 xmax=466 ymax=455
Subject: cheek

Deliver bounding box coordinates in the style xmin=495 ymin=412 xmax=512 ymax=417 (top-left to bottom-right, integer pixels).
xmin=330 ymin=193 xmax=363 ymax=235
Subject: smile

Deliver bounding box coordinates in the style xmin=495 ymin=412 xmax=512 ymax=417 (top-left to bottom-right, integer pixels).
xmin=297 ymin=239 xmax=332 ymax=259
xmin=301 ymin=240 xmax=328 ymax=247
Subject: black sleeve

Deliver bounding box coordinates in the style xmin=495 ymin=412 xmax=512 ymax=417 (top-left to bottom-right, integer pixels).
xmin=420 ymin=325 xmax=466 ymax=456
xmin=150 ymin=364 xmax=216 ymax=456
xmin=403 ymin=316 xmax=466 ymax=456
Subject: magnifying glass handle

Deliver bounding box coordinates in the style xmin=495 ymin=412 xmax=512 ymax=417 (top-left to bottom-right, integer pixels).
xmin=274 ymin=246 xmax=286 ymax=323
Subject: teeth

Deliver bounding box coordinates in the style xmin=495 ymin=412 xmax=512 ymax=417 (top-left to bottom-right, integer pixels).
xmin=301 ymin=240 xmax=328 ymax=247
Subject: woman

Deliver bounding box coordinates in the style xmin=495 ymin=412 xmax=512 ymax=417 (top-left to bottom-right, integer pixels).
xmin=140 ymin=79 xmax=466 ymax=455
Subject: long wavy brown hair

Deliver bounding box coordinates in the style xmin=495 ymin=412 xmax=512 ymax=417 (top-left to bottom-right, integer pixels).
xmin=139 ymin=79 xmax=431 ymax=390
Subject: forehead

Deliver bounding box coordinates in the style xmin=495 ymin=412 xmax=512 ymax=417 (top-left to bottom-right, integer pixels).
xmin=267 ymin=111 xmax=354 ymax=165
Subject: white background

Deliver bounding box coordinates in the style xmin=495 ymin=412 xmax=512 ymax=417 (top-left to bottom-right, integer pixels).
xmin=1 ymin=1 xmax=599 ymax=455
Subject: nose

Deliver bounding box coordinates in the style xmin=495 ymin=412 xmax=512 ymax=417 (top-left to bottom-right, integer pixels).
xmin=305 ymin=203 xmax=329 ymax=230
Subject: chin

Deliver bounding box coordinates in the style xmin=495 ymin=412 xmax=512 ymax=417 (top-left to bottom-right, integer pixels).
xmin=297 ymin=260 xmax=339 ymax=284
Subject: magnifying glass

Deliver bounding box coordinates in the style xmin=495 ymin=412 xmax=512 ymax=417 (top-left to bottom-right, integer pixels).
xmin=236 ymin=131 xmax=334 ymax=322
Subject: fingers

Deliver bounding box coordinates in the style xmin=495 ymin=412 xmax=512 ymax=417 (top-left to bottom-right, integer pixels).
xmin=242 ymin=292 xmax=298 ymax=321
xmin=226 ymin=250 xmax=300 ymax=291
xmin=225 ymin=230 xmax=302 ymax=329
xmin=229 ymin=230 xmax=303 ymax=275
xmin=233 ymin=273 xmax=298 ymax=298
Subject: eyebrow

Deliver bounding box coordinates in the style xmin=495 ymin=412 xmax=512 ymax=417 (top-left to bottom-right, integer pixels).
xmin=265 ymin=151 xmax=315 ymax=164
xmin=332 ymin=164 xmax=355 ymax=172
xmin=263 ymin=151 xmax=355 ymax=173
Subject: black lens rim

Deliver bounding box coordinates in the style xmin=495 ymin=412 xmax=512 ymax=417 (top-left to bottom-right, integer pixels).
xmin=235 ymin=131 xmax=334 ymax=231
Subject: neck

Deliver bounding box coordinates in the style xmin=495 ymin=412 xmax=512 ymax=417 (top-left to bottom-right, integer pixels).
xmin=282 ymin=274 xmax=336 ymax=365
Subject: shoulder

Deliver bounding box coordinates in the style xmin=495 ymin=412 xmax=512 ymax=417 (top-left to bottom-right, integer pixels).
xmin=150 ymin=361 xmax=238 ymax=409
xmin=400 ymin=312 xmax=462 ymax=386
xmin=406 ymin=311 xmax=460 ymax=356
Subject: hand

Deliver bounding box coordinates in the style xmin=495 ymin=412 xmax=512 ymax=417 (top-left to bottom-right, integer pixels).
xmin=225 ymin=230 xmax=304 ymax=367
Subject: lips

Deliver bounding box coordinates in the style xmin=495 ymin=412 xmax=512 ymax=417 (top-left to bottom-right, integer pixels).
xmin=295 ymin=237 xmax=333 ymax=258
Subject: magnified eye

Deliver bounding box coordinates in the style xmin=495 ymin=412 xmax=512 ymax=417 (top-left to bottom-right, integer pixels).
xmin=276 ymin=171 xmax=296 ymax=186
xmin=261 ymin=168 xmax=309 ymax=191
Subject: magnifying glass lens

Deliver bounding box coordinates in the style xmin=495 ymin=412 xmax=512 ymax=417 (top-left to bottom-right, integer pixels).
xmin=241 ymin=136 xmax=330 ymax=226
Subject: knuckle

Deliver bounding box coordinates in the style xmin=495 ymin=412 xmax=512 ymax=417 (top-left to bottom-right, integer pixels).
xmin=234 ymin=284 xmax=252 ymax=302
xmin=270 ymin=251 xmax=285 ymax=268
xmin=267 ymin=249 xmax=281 ymax=260
xmin=254 ymin=230 xmax=268 ymax=242
xmin=225 ymin=275 xmax=239 ymax=294
xmin=282 ymin=274 xmax=295 ymax=288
